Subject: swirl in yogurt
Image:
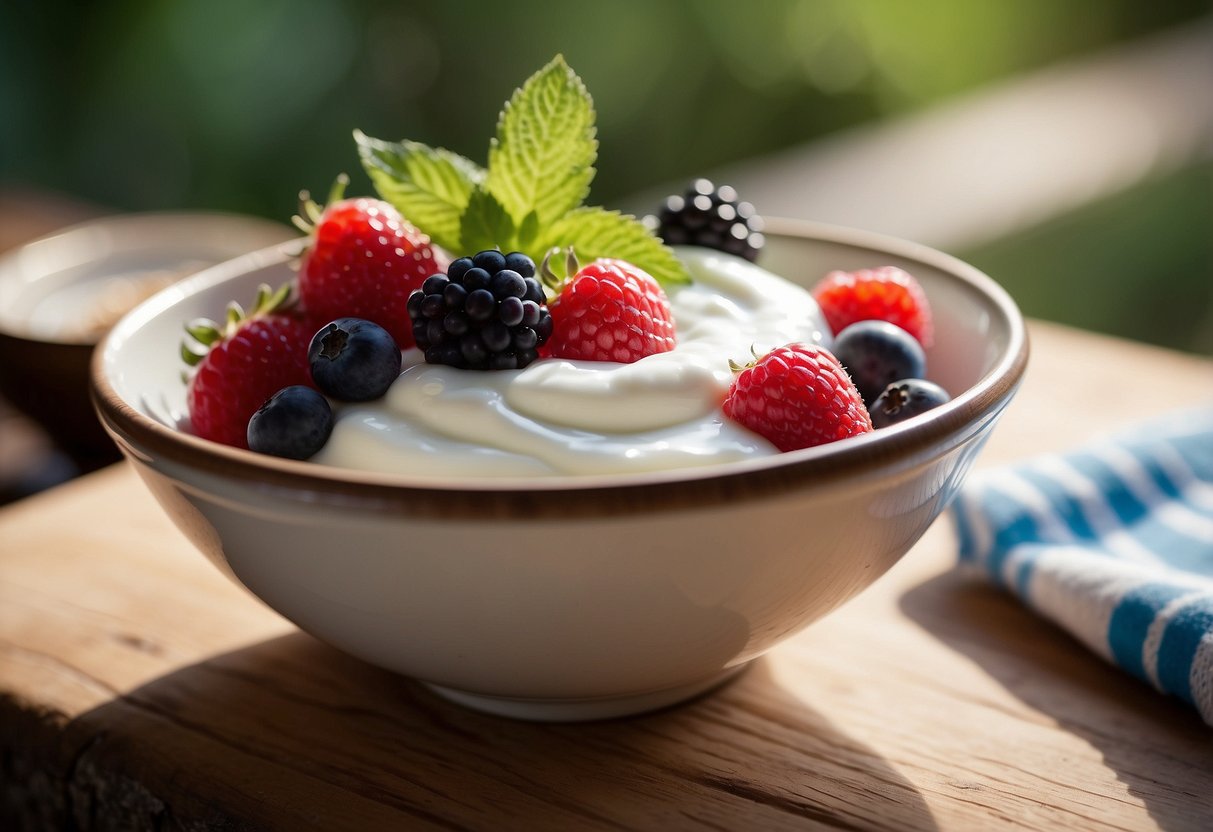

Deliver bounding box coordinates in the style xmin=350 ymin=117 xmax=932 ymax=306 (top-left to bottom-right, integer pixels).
xmin=313 ymin=248 xmax=831 ymax=478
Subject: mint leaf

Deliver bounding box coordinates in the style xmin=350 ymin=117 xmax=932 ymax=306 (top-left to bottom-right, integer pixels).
xmin=487 ymin=55 xmax=597 ymax=228
xmin=460 ymin=186 xmax=515 ymax=254
xmin=536 ymin=207 xmax=691 ymax=288
xmin=355 ymin=129 xmax=484 ymax=254
xmin=516 ymin=210 xmax=540 ymax=251
xmin=352 ymin=57 xmax=683 ymax=283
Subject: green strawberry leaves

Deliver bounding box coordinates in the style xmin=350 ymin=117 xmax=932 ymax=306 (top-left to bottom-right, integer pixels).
xmin=180 ymin=282 xmax=293 ymax=370
xmin=356 ymin=55 xmax=689 ymax=287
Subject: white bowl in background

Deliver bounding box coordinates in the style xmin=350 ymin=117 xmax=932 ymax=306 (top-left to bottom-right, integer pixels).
xmin=0 ymin=213 xmax=292 ymax=468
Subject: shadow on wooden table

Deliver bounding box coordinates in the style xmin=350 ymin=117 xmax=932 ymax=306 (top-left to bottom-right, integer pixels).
xmin=54 ymin=632 xmax=937 ymax=831
xmin=899 ymin=571 xmax=1211 ymax=832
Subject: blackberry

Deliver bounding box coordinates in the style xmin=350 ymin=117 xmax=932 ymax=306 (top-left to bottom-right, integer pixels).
xmin=651 ymin=178 xmax=765 ymax=262
xmin=409 ymin=250 xmax=552 ymax=370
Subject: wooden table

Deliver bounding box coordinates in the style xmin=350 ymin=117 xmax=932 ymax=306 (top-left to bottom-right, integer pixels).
xmin=2 ymin=321 xmax=1211 ymax=831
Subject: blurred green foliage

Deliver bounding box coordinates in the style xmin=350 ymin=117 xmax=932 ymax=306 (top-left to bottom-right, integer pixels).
xmin=1 ymin=0 xmax=1205 ymax=216
xmin=1 ymin=0 xmax=1209 ymax=353
xmin=963 ymin=162 xmax=1213 ymax=355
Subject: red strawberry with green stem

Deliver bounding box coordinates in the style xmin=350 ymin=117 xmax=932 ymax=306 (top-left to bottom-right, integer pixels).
xmin=723 ymin=343 xmax=873 ymax=452
xmin=295 ymin=175 xmax=439 ymax=348
xmin=182 ymin=283 xmax=316 ymax=449
xmin=541 ymin=248 xmax=676 ymax=364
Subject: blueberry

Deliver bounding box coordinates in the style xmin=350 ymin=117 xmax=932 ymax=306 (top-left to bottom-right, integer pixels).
xmin=832 ymin=320 xmax=926 ymax=405
xmin=247 ymin=386 xmax=333 ymax=460
xmin=308 ymin=318 xmax=402 ymax=402
xmin=870 ymin=379 xmax=951 ymax=428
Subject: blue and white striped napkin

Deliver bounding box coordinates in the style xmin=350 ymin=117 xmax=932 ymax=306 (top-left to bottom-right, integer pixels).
xmin=951 ymin=408 xmax=1213 ymax=725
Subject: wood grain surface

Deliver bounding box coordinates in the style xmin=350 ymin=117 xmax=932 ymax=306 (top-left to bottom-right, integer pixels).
xmin=2 ymin=320 xmax=1212 ymax=831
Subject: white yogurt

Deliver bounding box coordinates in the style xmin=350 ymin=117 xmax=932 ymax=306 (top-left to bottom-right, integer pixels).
xmin=313 ymin=248 xmax=832 ymax=478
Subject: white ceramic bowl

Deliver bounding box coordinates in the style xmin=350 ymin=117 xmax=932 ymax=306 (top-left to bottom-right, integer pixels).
xmin=92 ymin=221 xmax=1028 ymax=721
xmin=0 ymin=213 xmax=292 ymax=469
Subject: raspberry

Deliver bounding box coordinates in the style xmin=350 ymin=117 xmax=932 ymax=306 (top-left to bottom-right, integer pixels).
xmin=410 ymin=250 xmax=553 ymax=370
xmin=812 ymin=267 xmax=934 ymax=348
xmin=297 ymin=182 xmax=438 ymax=349
xmin=183 ymin=285 xmax=316 ymax=449
xmin=545 ymin=257 xmax=676 ymax=363
xmin=651 ymin=178 xmax=765 ymax=262
xmin=723 ymin=343 xmax=873 ymax=452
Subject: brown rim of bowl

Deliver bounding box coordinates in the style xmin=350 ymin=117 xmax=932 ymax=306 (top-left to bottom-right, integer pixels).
xmin=90 ymin=218 xmax=1029 ymax=518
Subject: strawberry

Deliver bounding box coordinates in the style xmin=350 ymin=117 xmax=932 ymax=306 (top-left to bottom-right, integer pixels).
xmin=296 ymin=177 xmax=438 ymax=348
xmin=812 ymin=267 xmax=934 ymax=348
xmin=723 ymin=343 xmax=873 ymax=452
xmin=182 ymin=284 xmax=316 ymax=449
xmin=543 ymin=253 xmax=676 ymax=363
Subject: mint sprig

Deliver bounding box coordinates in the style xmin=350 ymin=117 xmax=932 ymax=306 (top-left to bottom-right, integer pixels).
xmin=487 ymin=55 xmax=597 ymax=228
xmin=355 ymin=131 xmax=483 ymax=254
xmin=536 ymin=208 xmax=687 ymax=288
xmin=460 ymin=187 xmax=515 ymax=255
xmin=356 ymin=55 xmax=689 ymax=287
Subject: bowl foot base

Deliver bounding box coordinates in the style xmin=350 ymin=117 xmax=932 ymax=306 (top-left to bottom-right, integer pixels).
xmin=424 ymin=664 xmax=748 ymax=722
